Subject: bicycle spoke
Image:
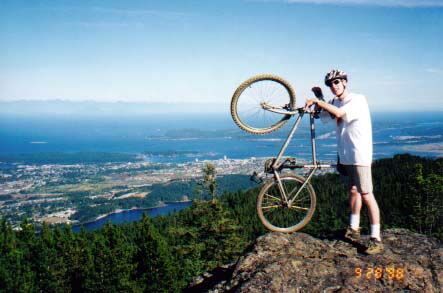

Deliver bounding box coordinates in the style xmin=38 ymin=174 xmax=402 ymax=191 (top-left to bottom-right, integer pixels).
xmin=261 ymin=205 xmax=280 ymax=209
xmin=258 ymin=175 xmax=315 ymax=233
xmin=290 ymin=186 xmax=310 ymax=202
xmin=263 ymin=106 xmax=278 ymax=126
xmin=293 ymin=193 xmax=310 ymax=203
xmin=241 ymin=105 xmax=260 ymax=114
xmin=264 ymin=193 xmax=281 ymax=201
xmin=247 ymin=91 xmax=262 ymax=104
xmin=261 ymin=107 xmax=266 ymax=125
xmin=290 ymin=205 xmax=309 ymax=211
xmin=281 ymin=180 xmax=291 ymax=201
xmin=268 ymin=86 xmax=279 ymax=100
xmin=233 ymin=76 xmax=293 ymax=133
xmin=287 ymin=185 xmax=299 ymax=199
xmin=242 ymin=108 xmax=263 ymax=122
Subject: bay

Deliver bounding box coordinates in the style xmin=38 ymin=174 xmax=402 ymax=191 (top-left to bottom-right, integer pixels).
xmin=72 ymin=201 xmax=192 ymax=232
xmin=0 ymin=112 xmax=442 ymax=162
xmin=1 ymin=111 xmax=442 ymax=230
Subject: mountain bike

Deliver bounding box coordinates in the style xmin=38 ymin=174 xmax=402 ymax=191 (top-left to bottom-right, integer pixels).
xmin=230 ymin=74 xmax=334 ymax=233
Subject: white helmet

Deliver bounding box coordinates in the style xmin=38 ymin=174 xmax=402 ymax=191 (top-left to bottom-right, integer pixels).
xmin=325 ymin=69 xmax=348 ymax=86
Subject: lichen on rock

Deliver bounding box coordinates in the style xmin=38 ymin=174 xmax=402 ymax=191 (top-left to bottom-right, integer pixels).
xmin=187 ymin=228 xmax=442 ymax=292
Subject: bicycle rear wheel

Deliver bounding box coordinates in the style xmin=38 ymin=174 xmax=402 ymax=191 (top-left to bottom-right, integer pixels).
xmin=230 ymin=74 xmax=296 ymax=135
xmin=257 ymin=174 xmax=316 ymax=233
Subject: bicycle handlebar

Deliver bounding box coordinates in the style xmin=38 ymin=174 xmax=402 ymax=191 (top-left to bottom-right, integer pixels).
xmin=260 ymin=101 xmax=324 ymax=117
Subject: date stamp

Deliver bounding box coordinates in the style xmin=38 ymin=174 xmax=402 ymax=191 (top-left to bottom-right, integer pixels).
xmin=354 ymin=266 xmax=405 ymax=280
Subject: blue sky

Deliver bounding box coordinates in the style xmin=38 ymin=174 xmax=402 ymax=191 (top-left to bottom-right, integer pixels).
xmin=1 ymin=0 xmax=442 ymax=111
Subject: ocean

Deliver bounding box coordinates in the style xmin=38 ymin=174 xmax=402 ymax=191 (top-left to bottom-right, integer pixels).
xmin=0 ymin=112 xmax=442 ymax=163
xmin=1 ymin=111 xmax=441 ymax=230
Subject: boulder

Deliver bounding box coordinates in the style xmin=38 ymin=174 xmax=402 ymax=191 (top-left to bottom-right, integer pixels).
xmin=187 ymin=228 xmax=442 ymax=292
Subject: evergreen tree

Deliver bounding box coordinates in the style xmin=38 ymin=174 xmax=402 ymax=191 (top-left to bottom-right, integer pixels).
xmin=85 ymin=224 xmax=138 ymax=292
xmin=33 ymin=224 xmax=70 ymax=292
xmin=134 ymin=216 xmax=177 ymax=292
xmin=0 ymin=220 xmax=35 ymax=292
xmin=202 ymin=163 xmax=217 ymax=203
xmin=59 ymin=228 xmax=93 ymax=292
xmin=407 ymin=164 xmax=443 ymax=236
xmin=168 ymin=200 xmax=246 ymax=281
xmin=100 ymin=224 xmax=137 ymax=291
xmin=0 ymin=155 xmax=441 ymax=292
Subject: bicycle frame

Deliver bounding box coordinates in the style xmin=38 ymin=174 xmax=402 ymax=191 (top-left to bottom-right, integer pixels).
xmin=263 ymin=105 xmax=334 ymax=206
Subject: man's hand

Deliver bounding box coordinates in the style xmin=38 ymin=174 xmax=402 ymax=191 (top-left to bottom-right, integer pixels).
xmin=305 ymin=98 xmax=319 ymax=109
xmin=306 ymin=98 xmax=323 ymax=118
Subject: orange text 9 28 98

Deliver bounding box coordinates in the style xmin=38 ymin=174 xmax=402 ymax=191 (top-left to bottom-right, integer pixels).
xmin=354 ymin=266 xmax=405 ymax=280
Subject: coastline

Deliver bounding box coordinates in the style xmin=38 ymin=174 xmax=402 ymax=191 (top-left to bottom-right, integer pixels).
xmin=164 ymin=199 xmax=193 ymax=204
xmin=73 ymin=200 xmax=192 ymax=228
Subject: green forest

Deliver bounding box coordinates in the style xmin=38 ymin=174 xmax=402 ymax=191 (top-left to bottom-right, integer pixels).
xmin=0 ymin=154 xmax=442 ymax=292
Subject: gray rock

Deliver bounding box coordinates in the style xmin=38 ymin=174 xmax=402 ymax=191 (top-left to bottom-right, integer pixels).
xmin=188 ymin=229 xmax=442 ymax=292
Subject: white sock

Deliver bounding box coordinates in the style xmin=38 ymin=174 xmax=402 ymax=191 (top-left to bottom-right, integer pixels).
xmin=370 ymin=224 xmax=381 ymax=240
xmin=350 ymin=214 xmax=360 ymax=230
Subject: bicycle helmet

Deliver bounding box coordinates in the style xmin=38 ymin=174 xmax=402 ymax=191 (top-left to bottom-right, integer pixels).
xmin=325 ymin=69 xmax=348 ymax=86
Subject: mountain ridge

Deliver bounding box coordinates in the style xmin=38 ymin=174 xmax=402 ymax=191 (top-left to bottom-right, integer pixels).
xmin=0 ymin=100 xmax=228 ymax=115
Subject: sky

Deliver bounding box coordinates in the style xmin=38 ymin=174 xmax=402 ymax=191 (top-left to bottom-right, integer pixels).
xmin=1 ymin=0 xmax=442 ymax=111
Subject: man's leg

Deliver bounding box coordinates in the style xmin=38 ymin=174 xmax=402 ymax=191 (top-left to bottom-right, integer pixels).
xmin=361 ymin=192 xmax=381 ymax=241
xmin=349 ymin=186 xmax=362 ymax=230
xmin=361 ymin=191 xmax=383 ymax=254
xmin=354 ymin=166 xmax=382 ymax=241
xmin=351 ymin=166 xmax=383 ymax=254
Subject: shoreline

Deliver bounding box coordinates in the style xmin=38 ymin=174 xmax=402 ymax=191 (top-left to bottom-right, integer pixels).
xmin=164 ymin=199 xmax=192 ymax=204
xmin=73 ymin=201 xmax=192 ymax=227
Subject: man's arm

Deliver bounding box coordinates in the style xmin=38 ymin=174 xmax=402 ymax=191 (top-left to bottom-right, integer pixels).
xmin=305 ymin=98 xmax=346 ymax=118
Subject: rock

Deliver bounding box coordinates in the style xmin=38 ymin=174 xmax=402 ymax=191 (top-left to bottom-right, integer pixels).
xmin=187 ymin=228 xmax=442 ymax=292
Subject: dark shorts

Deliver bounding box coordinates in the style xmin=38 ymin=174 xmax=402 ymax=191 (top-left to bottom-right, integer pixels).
xmin=342 ymin=165 xmax=373 ymax=194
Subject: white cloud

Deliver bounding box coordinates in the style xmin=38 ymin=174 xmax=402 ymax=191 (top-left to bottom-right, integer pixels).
xmin=279 ymin=0 xmax=443 ymax=7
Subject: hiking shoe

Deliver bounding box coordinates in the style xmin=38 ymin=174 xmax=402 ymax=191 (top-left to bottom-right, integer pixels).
xmin=344 ymin=226 xmax=361 ymax=241
xmin=365 ymin=238 xmax=384 ymax=255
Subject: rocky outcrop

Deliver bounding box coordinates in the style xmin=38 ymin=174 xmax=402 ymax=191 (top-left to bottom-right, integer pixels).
xmin=187 ymin=229 xmax=443 ymax=292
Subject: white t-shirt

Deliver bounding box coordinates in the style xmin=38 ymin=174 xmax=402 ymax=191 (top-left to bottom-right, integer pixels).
xmin=321 ymin=93 xmax=373 ymax=166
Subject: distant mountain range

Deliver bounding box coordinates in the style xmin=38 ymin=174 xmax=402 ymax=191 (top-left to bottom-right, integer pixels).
xmin=0 ymin=100 xmax=228 ymax=116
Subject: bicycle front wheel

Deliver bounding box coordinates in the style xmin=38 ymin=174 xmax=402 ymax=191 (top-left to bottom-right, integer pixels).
xmin=257 ymin=174 xmax=316 ymax=233
xmin=230 ymin=74 xmax=296 ymax=135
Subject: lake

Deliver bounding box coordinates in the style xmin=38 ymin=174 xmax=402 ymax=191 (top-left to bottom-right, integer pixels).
xmin=72 ymin=201 xmax=192 ymax=232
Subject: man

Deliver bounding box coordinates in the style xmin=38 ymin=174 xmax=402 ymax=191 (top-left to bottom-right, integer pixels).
xmin=305 ymin=69 xmax=383 ymax=255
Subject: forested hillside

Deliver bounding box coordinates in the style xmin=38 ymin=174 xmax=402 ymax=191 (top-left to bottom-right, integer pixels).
xmin=0 ymin=154 xmax=441 ymax=292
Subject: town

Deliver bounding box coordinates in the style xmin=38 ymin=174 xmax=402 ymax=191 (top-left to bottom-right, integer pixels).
xmin=0 ymin=156 xmax=334 ymax=228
